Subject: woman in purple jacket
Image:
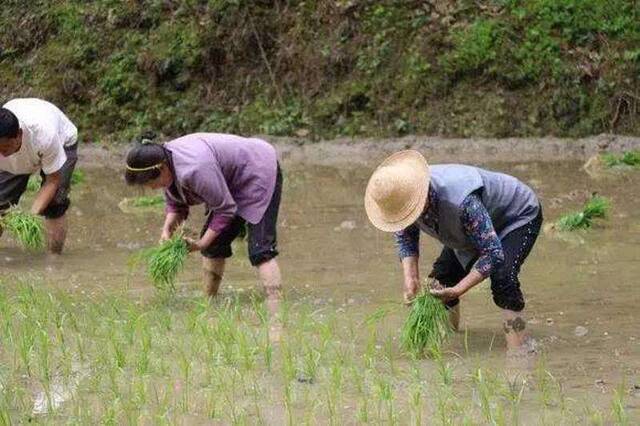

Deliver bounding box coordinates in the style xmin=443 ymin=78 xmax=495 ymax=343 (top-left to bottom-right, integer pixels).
xmin=125 ymin=133 xmax=283 ymax=318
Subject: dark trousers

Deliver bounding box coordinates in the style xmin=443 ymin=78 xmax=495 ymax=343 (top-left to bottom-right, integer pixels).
xmin=429 ymin=210 xmax=543 ymax=311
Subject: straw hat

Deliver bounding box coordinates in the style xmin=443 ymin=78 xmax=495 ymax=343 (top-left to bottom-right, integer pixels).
xmin=364 ymin=150 xmax=430 ymax=232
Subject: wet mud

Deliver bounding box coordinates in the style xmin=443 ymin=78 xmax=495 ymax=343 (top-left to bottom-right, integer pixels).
xmin=1 ymin=136 xmax=639 ymax=421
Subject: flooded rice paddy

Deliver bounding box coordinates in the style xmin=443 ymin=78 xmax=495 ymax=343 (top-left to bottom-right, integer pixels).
xmin=0 ymin=157 xmax=638 ymax=424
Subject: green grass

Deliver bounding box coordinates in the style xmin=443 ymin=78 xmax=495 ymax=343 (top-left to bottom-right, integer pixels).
xmin=138 ymin=234 xmax=189 ymax=292
xmin=556 ymin=195 xmax=610 ymax=231
xmin=601 ymin=151 xmax=640 ymax=168
xmin=401 ymin=291 xmax=452 ymax=357
xmin=129 ymin=195 xmax=164 ymax=207
xmin=0 ymin=209 xmax=45 ymax=251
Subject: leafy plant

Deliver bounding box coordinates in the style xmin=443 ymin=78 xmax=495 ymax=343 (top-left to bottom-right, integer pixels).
xmin=601 ymin=151 xmax=640 ymax=168
xmin=556 ymin=195 xmax=610 ymax=231
xmin=401 ymin=291 xmax=452 ymax=356
xmin=441 ymin=19 xmax=499 ymax=75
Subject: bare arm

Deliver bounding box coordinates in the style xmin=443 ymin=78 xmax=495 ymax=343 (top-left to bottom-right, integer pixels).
xmin=160 ymin=212 xmax=186 ymax=241
xmin=430 ymin=268 xmax=485 ymax=301
xmin=31 ymin=171 xmax=61 ymax=215
xmin=401 ymin=255 xmax=421 ymax=304
xmin=186 ymin=228 xmax=220 ymax=252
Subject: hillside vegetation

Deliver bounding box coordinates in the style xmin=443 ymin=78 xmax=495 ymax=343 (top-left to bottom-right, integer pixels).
xmin=1 ymin=0 xmax=639 ymax=143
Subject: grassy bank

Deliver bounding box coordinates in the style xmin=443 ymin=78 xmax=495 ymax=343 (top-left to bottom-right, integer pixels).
xmin=0 ymin=280 xmax=631 ymax=423
xmin=1 ymin=1 xmax=639 ymax=143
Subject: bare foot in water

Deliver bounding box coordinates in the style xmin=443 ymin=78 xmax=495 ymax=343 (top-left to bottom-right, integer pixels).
xmin=505 ymin=336 xmax=538 ymax=380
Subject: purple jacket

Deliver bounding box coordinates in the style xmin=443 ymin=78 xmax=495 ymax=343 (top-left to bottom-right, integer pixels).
xmin=163 ymin=133 xmax=278 ymax=233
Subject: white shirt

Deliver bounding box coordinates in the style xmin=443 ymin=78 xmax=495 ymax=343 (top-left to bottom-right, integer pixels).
xmin=0 ymin=98 xmax=77 ymax=175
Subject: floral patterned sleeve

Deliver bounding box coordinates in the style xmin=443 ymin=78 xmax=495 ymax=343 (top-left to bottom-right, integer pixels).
xmin=460 ymin=193 xmax=505 ymax=277
xmin=394 ymin=223 xmax=420 ymax=259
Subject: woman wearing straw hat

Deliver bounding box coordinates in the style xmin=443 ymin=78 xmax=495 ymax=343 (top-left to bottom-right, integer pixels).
xmin=365 ymin=150 xmax=542 ymax=355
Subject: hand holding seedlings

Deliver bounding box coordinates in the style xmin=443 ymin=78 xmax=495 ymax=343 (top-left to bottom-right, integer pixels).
xmin=159 ymin=229 xmax=172 ymax=244
xmin=429 ymin=280 xmax=462 ymax=303
xmin=184 ymin=236 xmax=202 ymax=252
xmin=137 ymin=233 xmax=189 ymax=292
xmin=401 ymin=288 xmax=453 ymax=356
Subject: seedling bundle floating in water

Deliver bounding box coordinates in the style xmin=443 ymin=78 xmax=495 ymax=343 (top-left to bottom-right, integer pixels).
xmin=0 ymin=209 xmax=45 ymax=251
xmin=556 ymin=195 xmax=610 ymax=231
xmin=601 ymin=150 xmax=640 ymax=168
xmin=138 ymin=234 xmax=189 ymax=292
xmin=118 ymin=195 xmax=165 ymax=214
xmin=401 ymin=291 xmax=452 ymax=357
xmin=130 ymin=195 xmax=164 ymax=207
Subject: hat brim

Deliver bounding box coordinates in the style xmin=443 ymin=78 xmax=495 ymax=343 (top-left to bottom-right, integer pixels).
xmin=364 ymin=150 xmax=430 ymax=233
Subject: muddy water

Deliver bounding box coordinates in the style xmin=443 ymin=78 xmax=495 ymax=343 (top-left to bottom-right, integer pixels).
xmin=1 ymin=159 xmax=639 ymax=418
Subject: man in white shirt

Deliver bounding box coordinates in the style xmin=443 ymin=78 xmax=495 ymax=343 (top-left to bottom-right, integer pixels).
xmin=0 ymin=98 xmax=79 ymax=254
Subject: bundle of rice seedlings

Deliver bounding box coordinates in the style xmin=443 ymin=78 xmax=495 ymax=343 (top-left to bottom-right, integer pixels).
xmin=0 ymin=209 xmax=45 ymax=251
xmin=139 ymin=234 xmax=189 ymax=292
xmin=601 ymin=151 xmax=640 ymax=168
xmin=557 ymin=195 xmax=610 ymax=231
xmin=620 ymin=151 xmax=640 ymax=167
xmin=401 ymin=291 xmax=452 ymax=357
xmin=130 ymin=195 xmax=164 ymax=208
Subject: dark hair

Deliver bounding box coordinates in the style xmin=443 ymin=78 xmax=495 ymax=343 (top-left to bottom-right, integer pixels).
xmin=125 ymin=143 xmax=169 ymax=185
xmin=0 ymin=108 xmax=20 ymax=139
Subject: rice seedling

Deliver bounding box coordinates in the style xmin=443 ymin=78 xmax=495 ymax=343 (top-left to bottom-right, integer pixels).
xmin=0 ymin=280 xmax=624 ymax=423
xmin=472 ymin=368 xmax=504 ymax=425
xmin=503 ymin=377 xmax=526 ymax=425
xmin=0 ymin=209 xmax=45 ymax=251
xmin=409 ymin=383 xmax=423 ymax=426
xmin=583 ymin=404 xmax=604 ymax=425
xmin=301 ymin=343 xmax=321 ymax=383
xmin=357 ymin=396 xmax=370 ymax=423
xmin=611 ymin=383 xmax=628 ymax=425
xmin=178 ymin=349 xmax=192 ymax=413
xmin=400 ymin=291 xmax=452 ymax=357
xmin=374 ymin=375 xmax=394 ymax=424
xmin=130 ymin=195 xmax=164 ymax=208
xmin=435 ymin=357 xmax=454 ymax=387
xmin=136 ymin=234 xmax=189 ymax=292
xmin=556 ymin=195 xmax=610 ymax=231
